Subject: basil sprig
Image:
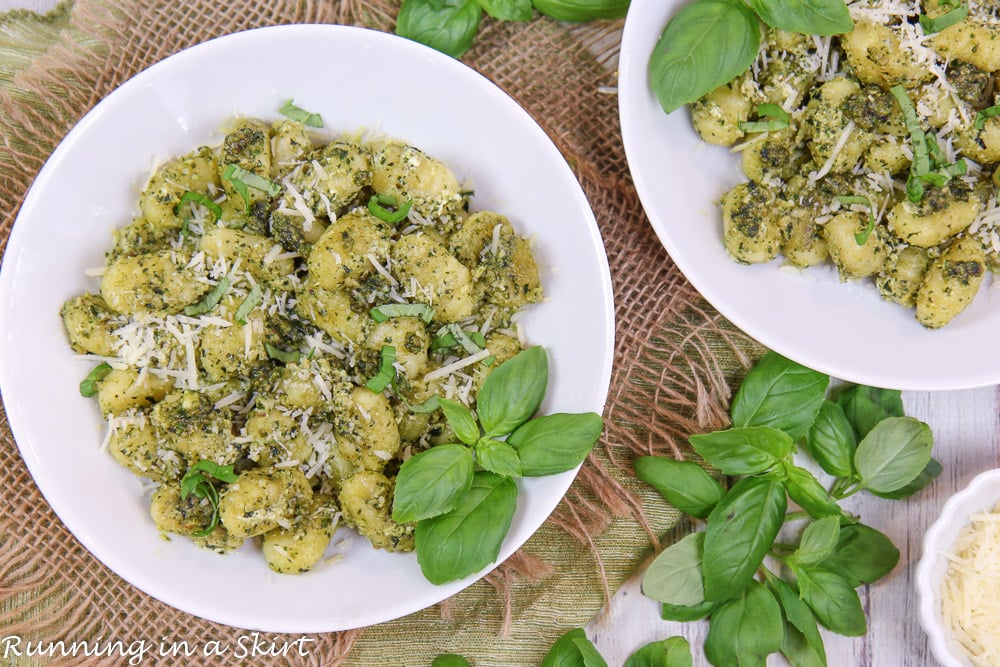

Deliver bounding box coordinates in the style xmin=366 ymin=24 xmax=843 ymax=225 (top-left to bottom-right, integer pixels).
xmin=635 ymin=351 xmax=937 ymax=665
xmin=393 ymin=346 xmax=604 ymax=584
xmin=649 ymin=0 xmax=852 ymax=115
xmin=437 ymin=629 xmax=693 ymax=667
xmin=180 ymin=460 xmax=239 ymax=537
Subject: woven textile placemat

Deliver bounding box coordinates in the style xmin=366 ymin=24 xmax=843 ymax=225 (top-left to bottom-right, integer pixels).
xmin=0 ymin=1 xmax=765 ymax=665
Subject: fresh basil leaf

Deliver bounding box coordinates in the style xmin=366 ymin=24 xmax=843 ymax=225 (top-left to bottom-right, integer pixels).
xmin=396 ymin=0 xmax=483 ymax=58
xmin=393 ymin=444 xmax=475 ymax=523
xmin=749 ymin=0 xmax=853 ymax=35
xmin=789 ymin=516 xmax=840 ymax=567
xmin=415 ymin=471 xmax=517 ymax=584
xmin=437 ymin=397 xmax=481 ymax=445
xmin=642 ymin=532 xmax=706 ymax=607
xmin=854 ymin=416 xmax=933 ymax=494
xmin=834 ymin=385 xmax=904 ymax=440
xmin=704 ymin=580 xmax=784 ymax=666
xmin=477 ymin=0 xmax=533 ymax=21
xmin=795 ymin=568 xmax=867 ymax=636
xmin=660 ymin=599 xmax=718 ymax=622
xmin=624 ymin=637 xmax=693 ymax=667
xmin=532 ymin=0 xmax=629 ymax=21
xmin=475 ymin=439 xmax=522 ymax=478
xmin=541 ymin=628 xmax=607 ymax=667
xmin=764 ymin=572 xmax=827 ymax=667
xmin=432 ymin=655 xmax=472 ymax=667
xmin=689 ymin=426 xmax=793 ymax=476
xmin=823 ymin=523 xmax=899 ymax=586
xmin=870 ymin=458 xmax=942 ymax=500
xmin=79 ymin=362 xmax=112 ymax=397
xmin=803 ymin=400 xmax=856 ymax=478
xmin=731 ymin=352 xmax=830 ymax=441
xmin=477 ymin=345 xmax=547 ymax=438
xmin=648 ymin=0 xmax=760 ymax=115
xmin=783 ymin=464 xmax=842 ymax=518
xmin=703 ymin=476 xmax=787 ymax=601
xmin=634 ymin=456 xmax=725 ymax=519
xmin=506 ymin=412 xmax=602 ymax=476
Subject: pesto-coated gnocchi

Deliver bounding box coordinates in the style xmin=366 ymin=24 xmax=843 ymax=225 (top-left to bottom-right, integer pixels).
xmin=695 ymin=0 xmax=1000 ymax=328
xmin=63 ymin=113 xmax=543 ymax=574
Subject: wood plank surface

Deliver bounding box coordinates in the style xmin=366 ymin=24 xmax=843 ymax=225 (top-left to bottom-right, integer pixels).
xmin=589 ymin=386 xmax=1000 ymax=665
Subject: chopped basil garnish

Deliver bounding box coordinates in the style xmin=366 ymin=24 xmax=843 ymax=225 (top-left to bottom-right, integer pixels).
xmin=366 ymin=345 xmax=397 ymax=393
xmin=177 ymin=191 xmax=222 ymax=221
xmin=919 ymin=4 xmax=968 ymax=33
xmin=890 ymin=85 xmax=932 ymax=203
xmin=370 ymin=303 xmax=435 ymax=324
xmin=974 ymin=105 xmax=1000 ymax=132
xmin=738 ymin=103 xmax=791 ymax=133
xmin=184 ymin=276 xmax=230 ymax=316
xmin=79 ymin=363 xmax=112 ymax=397
xmin=265 ymin=343 xmax=301 ymax=364
xmin=234 ymin=284 xmax=263 ymax=325
xmin=431 ymin=326 xmax=487 ymax=352
xmin=278 ymin=99 xmax=324 ymax=128
xmin=180 ymin=460 xmax=238 ymax=537
xmin=222 ymin=164 xmax=281 ymax=213
xmin=408 ymin=395 xmax=441 ymax=413
xmin=834 ymin=195 xmax=876 ymax=245
xmin=368 ymin=194 xmax=413 ymax=224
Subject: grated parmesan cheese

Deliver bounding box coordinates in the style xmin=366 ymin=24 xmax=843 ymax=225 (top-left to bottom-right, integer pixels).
xmin=941 ymin=503 xmax=1000 ymax=666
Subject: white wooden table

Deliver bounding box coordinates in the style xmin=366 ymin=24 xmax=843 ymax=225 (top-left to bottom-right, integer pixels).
xmin=589 ymin=386 xmax=1000 ymax=665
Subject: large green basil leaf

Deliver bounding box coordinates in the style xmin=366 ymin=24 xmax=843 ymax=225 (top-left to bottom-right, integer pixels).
xmin=789 ymin=515 xmax=840 ymax=567
xmin=749 ymin=0 xmax=853 ymax=35
xmin=532 ymin=0 xmax=630 ymax=21
xmin=437 ymin=397 xmax=481 ymax=445
xmin=689 ymin=426 xmax=793 ymax=476
xmin=704 ymin=580 xmax=784 ymax=666
xmin=803 ymin=400 xmax=856 ymax=478
xmin=834 ymin=385 xmax=904 ymax=440
xmin=731 ymin=352 xmax=829 ymax=441
xmin=624 ymin=637 xmax=693 ymax=667
xmin=854 ymin=416 xmax=933 ymax=493
xmin=415 ymin=471 xmax=517 ymax=584
xmin=634 ymin=456 xmax=725 ymax=519
xmin=507 ymin=412 xmax=603 ymax=476
xmin=795 ymin=568 xmax=867 ymax=636
xmin=396 ymin=0 xmax=483 ymax=58
xmin=393 ymin=444 xmax=475 ymax=523
xmin=648 ymin=0 xmax=760 ymax=114
xmin=477 ymin=345 xmax=548 ymax=437
xmin=703 ymin=476 xmax=787 ymax=600
xmin=870 ymin=458 xmax=942 ymax=500
xmin=784 ymin=464 xmax=842 ymax=518
xmin=823 ymin=523 xmax=899 ymax=586
xmin=764 ymin=573 xmax=827 ymax=667
xmin=540 ymin=628 xmax=608 ymax=667
xmin=478 ymin=0 xmax=533 ymax=21
xmin=642 ymin=532 xmax=706 ymax=606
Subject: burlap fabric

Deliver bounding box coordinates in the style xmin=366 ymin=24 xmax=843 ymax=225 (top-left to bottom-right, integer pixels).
xmin=0 ymin=1 xmax=766 ymax=665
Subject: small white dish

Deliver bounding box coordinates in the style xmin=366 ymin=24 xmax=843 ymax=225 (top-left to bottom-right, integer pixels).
xmin=0 ymin=24 xmax=614 ymax=632
xmin=618 ymin=0 xmax=1000 ymax=391
xmin=916 ymin=469 xmax=1000 ymax=667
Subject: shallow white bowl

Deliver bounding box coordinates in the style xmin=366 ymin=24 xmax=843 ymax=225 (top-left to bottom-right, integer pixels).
xmin=619 ymin=0 xmax=1000 ymax=391
xmin=0 ymin=25 xmax=614 ymax=632
xmin=916 ymin=469 xmax=1000 ymax=666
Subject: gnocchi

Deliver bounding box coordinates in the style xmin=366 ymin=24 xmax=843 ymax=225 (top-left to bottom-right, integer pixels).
xmin=63 ymin=114 xmax=543 ymax=574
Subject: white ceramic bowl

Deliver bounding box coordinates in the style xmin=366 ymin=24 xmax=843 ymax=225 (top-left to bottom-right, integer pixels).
xmin=0 ymin=25 xmax=615 ymax=632
xmin=619 ymin=0 xmax=1000 ymax=391
xmin=916 ymin=469 xmax=1000 ymax=666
